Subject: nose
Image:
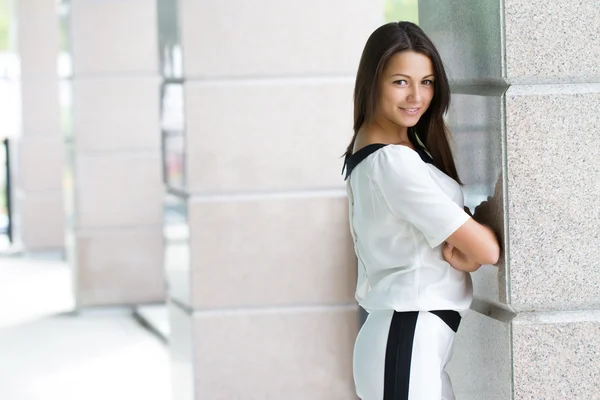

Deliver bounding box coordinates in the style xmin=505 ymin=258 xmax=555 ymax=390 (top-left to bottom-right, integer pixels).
xmin=407 ymin=84 xmax=422 ymax=103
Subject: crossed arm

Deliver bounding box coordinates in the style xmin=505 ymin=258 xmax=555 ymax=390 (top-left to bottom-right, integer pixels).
xmin=442 ymin=205 xmax=501 ymax=272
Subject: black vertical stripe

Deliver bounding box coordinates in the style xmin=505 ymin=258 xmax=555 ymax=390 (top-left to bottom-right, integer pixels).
xmin=383 ymin=311 xmax=419 ymax=400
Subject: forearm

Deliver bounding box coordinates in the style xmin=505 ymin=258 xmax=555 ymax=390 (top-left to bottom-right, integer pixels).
xmin=443 ymin=243 xmax=482 ymax=273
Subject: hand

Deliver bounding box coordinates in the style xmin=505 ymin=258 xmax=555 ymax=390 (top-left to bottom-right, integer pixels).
xmin=442 ymin=242 xmax=481 ymax=272
xmin=472 ymin=175 xmax=503 ymax=231
xmin=463 ymin=206 xmax=473 ymax=217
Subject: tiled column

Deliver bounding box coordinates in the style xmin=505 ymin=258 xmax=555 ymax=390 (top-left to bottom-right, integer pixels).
xmin=420 ymin=1 xmax=600 ymax=399
xmin=14 ymin=0 xmax=65 ymax=251
xmin=65 ymin=0 xmax=165 ymax=307
xmin=160 ymin=1 xmax=383 ymax=398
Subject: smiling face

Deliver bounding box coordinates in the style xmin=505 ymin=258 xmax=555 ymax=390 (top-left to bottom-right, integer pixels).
xmin=373 ymin=50 xmax=435 ymax=132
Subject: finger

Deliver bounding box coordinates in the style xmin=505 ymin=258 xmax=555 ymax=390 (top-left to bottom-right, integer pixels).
xmin=442 ymin=244 xmax=453 ymax=260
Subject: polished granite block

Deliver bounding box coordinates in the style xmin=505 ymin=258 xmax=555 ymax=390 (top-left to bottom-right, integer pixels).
xmin=448 ymin=92 xmax=507 ymax=304
xmin=420 ymin=0 xmax=600 ymax=85
xmin=504 ymin=0 xmax=600 ymax=84
xmin=447 ymin=309 xmax=513 ymax=400
xmin=512 ymin=311 xmax=600 ymax=399
xmin=506 ymin=86 xmax=600 ymax=309
xmin=418 ymin=0 xmax=504 ymax=85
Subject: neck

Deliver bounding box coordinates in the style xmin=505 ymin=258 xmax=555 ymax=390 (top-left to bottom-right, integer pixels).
xmin=365 ymin=119 xmax=411 ymax=147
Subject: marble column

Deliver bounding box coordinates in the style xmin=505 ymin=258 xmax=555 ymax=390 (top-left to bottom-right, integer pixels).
xmin=419 ymin=1 xmax=600 ymax=398
xmin=160 ymin=1 xmax=383 ymax=398
xmin=14 ymin=0 xmax=65 ymax=251
xmin=65 ymin=0 xmax=165 ymax=307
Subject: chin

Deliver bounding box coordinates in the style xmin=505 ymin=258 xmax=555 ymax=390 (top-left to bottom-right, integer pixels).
xmin=397 ymin=117 xmax=422 ymax=127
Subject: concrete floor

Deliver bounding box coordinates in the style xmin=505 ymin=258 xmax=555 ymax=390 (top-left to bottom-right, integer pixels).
xmin=0 ymin=256 xmax=172 ymax=400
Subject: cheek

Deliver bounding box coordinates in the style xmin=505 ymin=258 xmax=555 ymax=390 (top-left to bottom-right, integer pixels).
xmin=378 ymin=90 xmax=398 ymax=113
xmin=380 ymin=87 xmax=396 ymax=104
xmin=423 ymin=89 xmax=435 ymax=108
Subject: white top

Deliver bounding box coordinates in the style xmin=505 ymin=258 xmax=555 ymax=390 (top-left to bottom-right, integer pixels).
xmin=345 ymin=144 xmax=473 ymax=316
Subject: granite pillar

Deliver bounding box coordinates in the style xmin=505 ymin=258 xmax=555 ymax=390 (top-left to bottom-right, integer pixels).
xmin=419 ymin=1 xmax=600 ymax=398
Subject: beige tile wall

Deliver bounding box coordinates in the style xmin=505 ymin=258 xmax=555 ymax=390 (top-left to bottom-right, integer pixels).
xmin=67 ymin=0 xmax=165 ymax=306
xmin=179 ymin=0 xmax=382 ymax=78
xmin=75 ymin=227 xmax=165 ymax=306
xmin=15 ymin=0 xmax=65 ymax=251
xmin=70 ymin=0 xmax=158 ymax=75
xmin=169 ymin=302 xmax=359 ymax=400
xmin=164 ymin=1 xmax=384 ymax=398
xmin=184 ymin=80 xmax=353 ymax=192
xmin=187 ymin=196 xmax=356 ymax=309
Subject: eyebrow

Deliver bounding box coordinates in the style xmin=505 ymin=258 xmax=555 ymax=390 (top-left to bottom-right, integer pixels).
xmin=391 ymin=73 xmax=435 ymax=79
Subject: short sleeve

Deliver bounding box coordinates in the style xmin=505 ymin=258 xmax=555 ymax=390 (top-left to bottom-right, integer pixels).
xmin=372 ymin=146 xmax=469 ymax=248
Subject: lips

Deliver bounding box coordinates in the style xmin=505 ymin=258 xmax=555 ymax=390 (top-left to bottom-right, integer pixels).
xmin=400 ymin=107 xmax=420 ymax=115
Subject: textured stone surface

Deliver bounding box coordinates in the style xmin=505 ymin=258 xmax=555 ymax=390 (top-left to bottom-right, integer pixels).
xmin=421 ymin=0 xmax=600 ymax=84
xmin=513 ymin=312 xmax=600 ymax=399
xmin=505 ymin=0 xmax=600 ymax=84
xmin=449 ymin=92 xmax=507 ymax=304
xmin=419 ymin=0 xmax=504 ymax=85
xmin=506 ymin=85 xmax=600 ymax=309
xmin=447 ymin=310 xmax=513 ymax=400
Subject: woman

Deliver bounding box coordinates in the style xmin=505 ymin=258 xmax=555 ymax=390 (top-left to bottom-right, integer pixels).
xmin=343 ymin=22 xmax=500 ymax=399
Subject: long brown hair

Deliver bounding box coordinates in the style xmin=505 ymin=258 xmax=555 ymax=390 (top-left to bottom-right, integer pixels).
xmin=344 ymin=21 xmax=461 ymax=183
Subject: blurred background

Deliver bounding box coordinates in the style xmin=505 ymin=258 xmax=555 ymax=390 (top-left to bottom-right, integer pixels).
xmin=2 ymin=0 xmax=599 ymax=399
xmin=0 ymin=1 xmax=418 ymax=399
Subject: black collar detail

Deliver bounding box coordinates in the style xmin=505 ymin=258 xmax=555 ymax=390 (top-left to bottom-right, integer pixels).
xmin=343 ymin=143 xmax=434 ymax=180
xmin=343 ymin=144 xmax=388 ymax=180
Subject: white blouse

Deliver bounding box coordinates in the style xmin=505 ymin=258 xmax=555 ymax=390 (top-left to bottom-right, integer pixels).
xmin=345 ymin=144 xmax=473 ymax=316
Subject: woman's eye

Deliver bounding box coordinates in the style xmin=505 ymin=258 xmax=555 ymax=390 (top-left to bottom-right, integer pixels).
xmin=422 ymin=80 xmax=434 ymax=85
xmin=393 ymin=80 xmax=408 ymax=86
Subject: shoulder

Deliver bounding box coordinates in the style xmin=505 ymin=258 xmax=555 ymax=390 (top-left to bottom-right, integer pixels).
xmin=370 ymin=145 xmax=429 ymax=181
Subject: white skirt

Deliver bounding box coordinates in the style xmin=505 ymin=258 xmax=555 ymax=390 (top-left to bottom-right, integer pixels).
xmin=353 ymin=309 xmax=460 ymax=400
